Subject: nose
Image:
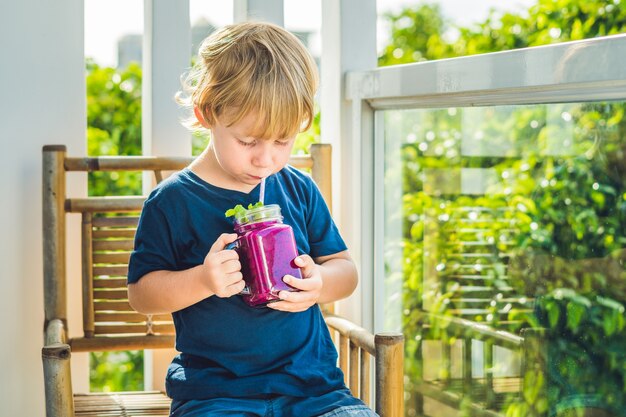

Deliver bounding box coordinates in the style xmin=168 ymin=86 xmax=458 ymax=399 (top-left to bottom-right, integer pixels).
xmin=252 ymin=143 xmax=273 ymax=168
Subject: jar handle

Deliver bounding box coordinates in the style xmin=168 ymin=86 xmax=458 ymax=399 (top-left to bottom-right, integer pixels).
xmin=225 ymin=240 xmax=251 ymax=295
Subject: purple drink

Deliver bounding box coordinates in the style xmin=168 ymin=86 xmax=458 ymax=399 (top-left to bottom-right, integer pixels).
xmin=231 ymin=204 xmax=302 ymax=307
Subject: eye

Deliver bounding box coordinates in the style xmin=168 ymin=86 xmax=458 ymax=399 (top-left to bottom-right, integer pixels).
xmin=274 ymin=140 xmax=290 ymax=147
xmin=236 ymin=138 xmax=255 ymax=147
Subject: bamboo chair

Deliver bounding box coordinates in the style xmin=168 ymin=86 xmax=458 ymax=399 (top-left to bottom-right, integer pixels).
xmin=41 ymin=144 xmax=404 ymax=417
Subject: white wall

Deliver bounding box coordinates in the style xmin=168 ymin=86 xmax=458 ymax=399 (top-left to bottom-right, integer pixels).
xmin=0 ymin=0 xmax=87 ymax=415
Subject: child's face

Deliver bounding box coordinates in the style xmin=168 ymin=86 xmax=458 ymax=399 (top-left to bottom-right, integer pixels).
xmin=209 ymin=112 xmax=296 ymax=188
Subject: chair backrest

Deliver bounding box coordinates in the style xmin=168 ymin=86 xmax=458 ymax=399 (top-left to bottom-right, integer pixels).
xmin=42 ymin=144 xmax=332 ymax=353
xmin=42 ymin=143 xmax=405 ymax=417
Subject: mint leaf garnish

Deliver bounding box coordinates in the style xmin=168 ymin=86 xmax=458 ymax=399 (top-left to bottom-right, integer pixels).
xmin=225 ymin=202 xmax=264 ymax=219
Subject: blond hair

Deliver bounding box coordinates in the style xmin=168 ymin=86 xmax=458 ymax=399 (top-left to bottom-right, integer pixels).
xmin=178 ymin=21 xmax=318 ymax=139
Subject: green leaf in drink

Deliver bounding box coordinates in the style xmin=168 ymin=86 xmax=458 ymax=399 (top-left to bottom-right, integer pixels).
xmin=224 ymin=202 xmax=264 ymax=219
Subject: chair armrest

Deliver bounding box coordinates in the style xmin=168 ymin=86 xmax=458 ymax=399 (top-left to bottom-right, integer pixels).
xmin=374 ymin=333 xmax=404 ymax=417
xmin=324 ymin=314 xmax=404 ymax=417
xmin=42 ymin=319 xmax=74 ymax=417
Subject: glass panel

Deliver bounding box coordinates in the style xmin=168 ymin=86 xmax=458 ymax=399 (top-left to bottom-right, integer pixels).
xmin=381 ymin=102 xmax=626 ymax=416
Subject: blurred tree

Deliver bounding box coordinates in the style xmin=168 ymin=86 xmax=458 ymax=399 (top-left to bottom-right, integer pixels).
xmin=86 ymin=59 xmax=143 ymax=196
xmin=90 ymin=351 xmax=144 ymax=392
xmin=378 ymin=3 xmax=452 ymax=65
xmin=379 ymin=0 xmax=626 ymax=66
xmin=87 ymin=60 xmax=142 ymax=156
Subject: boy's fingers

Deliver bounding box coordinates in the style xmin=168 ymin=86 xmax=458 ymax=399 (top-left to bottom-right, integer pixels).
xmin=268 ymin=299 xmax=311 ymax=312
xmin=283 ymin=275 xmax=319 ymax=290
xmin=209 ymin=233 xmax=238 ymax=254
xmin=294 ymin=255 xmax=312 ymax=267
xmin=222 ymin=259 xmax=241 ymax=273
xmin=225 ymin=271 xmax=243 ymax=285
xmin=226 ymin=278 xmax=246 ymax=293
xmin=294 ymin=255 xmax=316 ymax=276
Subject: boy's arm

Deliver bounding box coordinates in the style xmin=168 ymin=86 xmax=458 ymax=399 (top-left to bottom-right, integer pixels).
xmin=128 ymin=233 xmax=245 ymax=314
xmin=314 ymin=251 xmax=358 ymax=304
xmin=129 ymin=266 xmax=212 ymax=314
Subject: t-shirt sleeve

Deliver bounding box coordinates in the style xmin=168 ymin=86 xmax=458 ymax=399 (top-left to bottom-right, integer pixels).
xmin=304 ymin=178 xmax=348 ymax=258
xmin=127 ymin=199 xmax=178 ymax=284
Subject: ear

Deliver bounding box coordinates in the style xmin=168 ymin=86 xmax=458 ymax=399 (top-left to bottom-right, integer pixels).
xmin=193 ymin=106 xmax=211 ymax=129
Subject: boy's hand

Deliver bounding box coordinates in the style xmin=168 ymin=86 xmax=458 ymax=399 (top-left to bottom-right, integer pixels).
xmin=268 ymin=255 xmax=322 ymax=312
xmin=202 ymin=233 xmax=245 ymax=298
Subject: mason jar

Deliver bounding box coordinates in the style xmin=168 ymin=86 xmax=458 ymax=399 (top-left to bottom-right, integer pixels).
xmin=228 ymin=204 xmax=302 ymax=307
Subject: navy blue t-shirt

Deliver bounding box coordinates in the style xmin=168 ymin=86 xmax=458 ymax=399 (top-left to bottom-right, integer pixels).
xmin=128 ymin=165 xmax=349 ymax=400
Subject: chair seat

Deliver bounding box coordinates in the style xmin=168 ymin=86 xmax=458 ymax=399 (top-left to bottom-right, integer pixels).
xmin=74 ymin=391 xmax=171 ymax=416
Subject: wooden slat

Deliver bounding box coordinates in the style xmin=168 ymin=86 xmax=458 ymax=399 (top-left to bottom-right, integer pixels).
xmin=94 ymin=323 xmax=175 ymax=335
xmin=339 ymin=334 xmax=349 ymax=385
xmin=93 ymin=278 xmax=128 ymax=289
xmin=94 ymin=312 xmax=171 ymax=322
xmin=70 ymin=335 xmax=175 ymax=352
xmin=349 ymin=340 xmax=359 ymax=395
xmin=93 ymin=252 xmax=132 ymax=264
xmin=92 ymin=229 xmax=136 ymax=239
xmin=82 ymin=213 xmax=95 ymax=337
xmin=93 ymin=289 xmax=128 ymax=300
xmin=360 ymin=350 xmax=371 ymax=407
xmin=66 ymin=197 xmax=145 ymax=213
xmin=93 ymin=265 xmax=129 ymax=276
xmin=65 ymin=154 xmax=310 ymax=171
xmin=92 ymin=240 xmax=134 ymax=251
xmin=288 ymin=154 xmax=313 ymax=170
xmin=74 ymin=391 xmax=171 ymax=417
xmin=92 ymin=216 xmax=140 ymax=227
xmin=65 ymin=155 xmax=192 ymax=172
xmin=94 ymin=301 xmax=133 ymax=311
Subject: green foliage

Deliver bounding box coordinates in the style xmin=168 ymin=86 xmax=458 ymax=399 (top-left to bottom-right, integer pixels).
xmin=89 ymin=351 xmax=144 ymax=392
xmin=378 ymin=2 xmax=626 ymax=414
xmin=379 ymin=0 xmax=626 ymax=66
xmin=293 ymin=108 xmax=320 ymax=156
xmin=86 ymin=59 xmax=143 ymax=196
xmin=378 ymin=3 xmax=452 ymax=65
xmin=388 ymin=102 xmax=626 ymax=415
xmin=534 ymin=290 xmax=626 ymax=415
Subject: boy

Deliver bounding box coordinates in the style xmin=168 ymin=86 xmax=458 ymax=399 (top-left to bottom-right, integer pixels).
xmin=127 ymin=22 xmax=377 ymax=417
